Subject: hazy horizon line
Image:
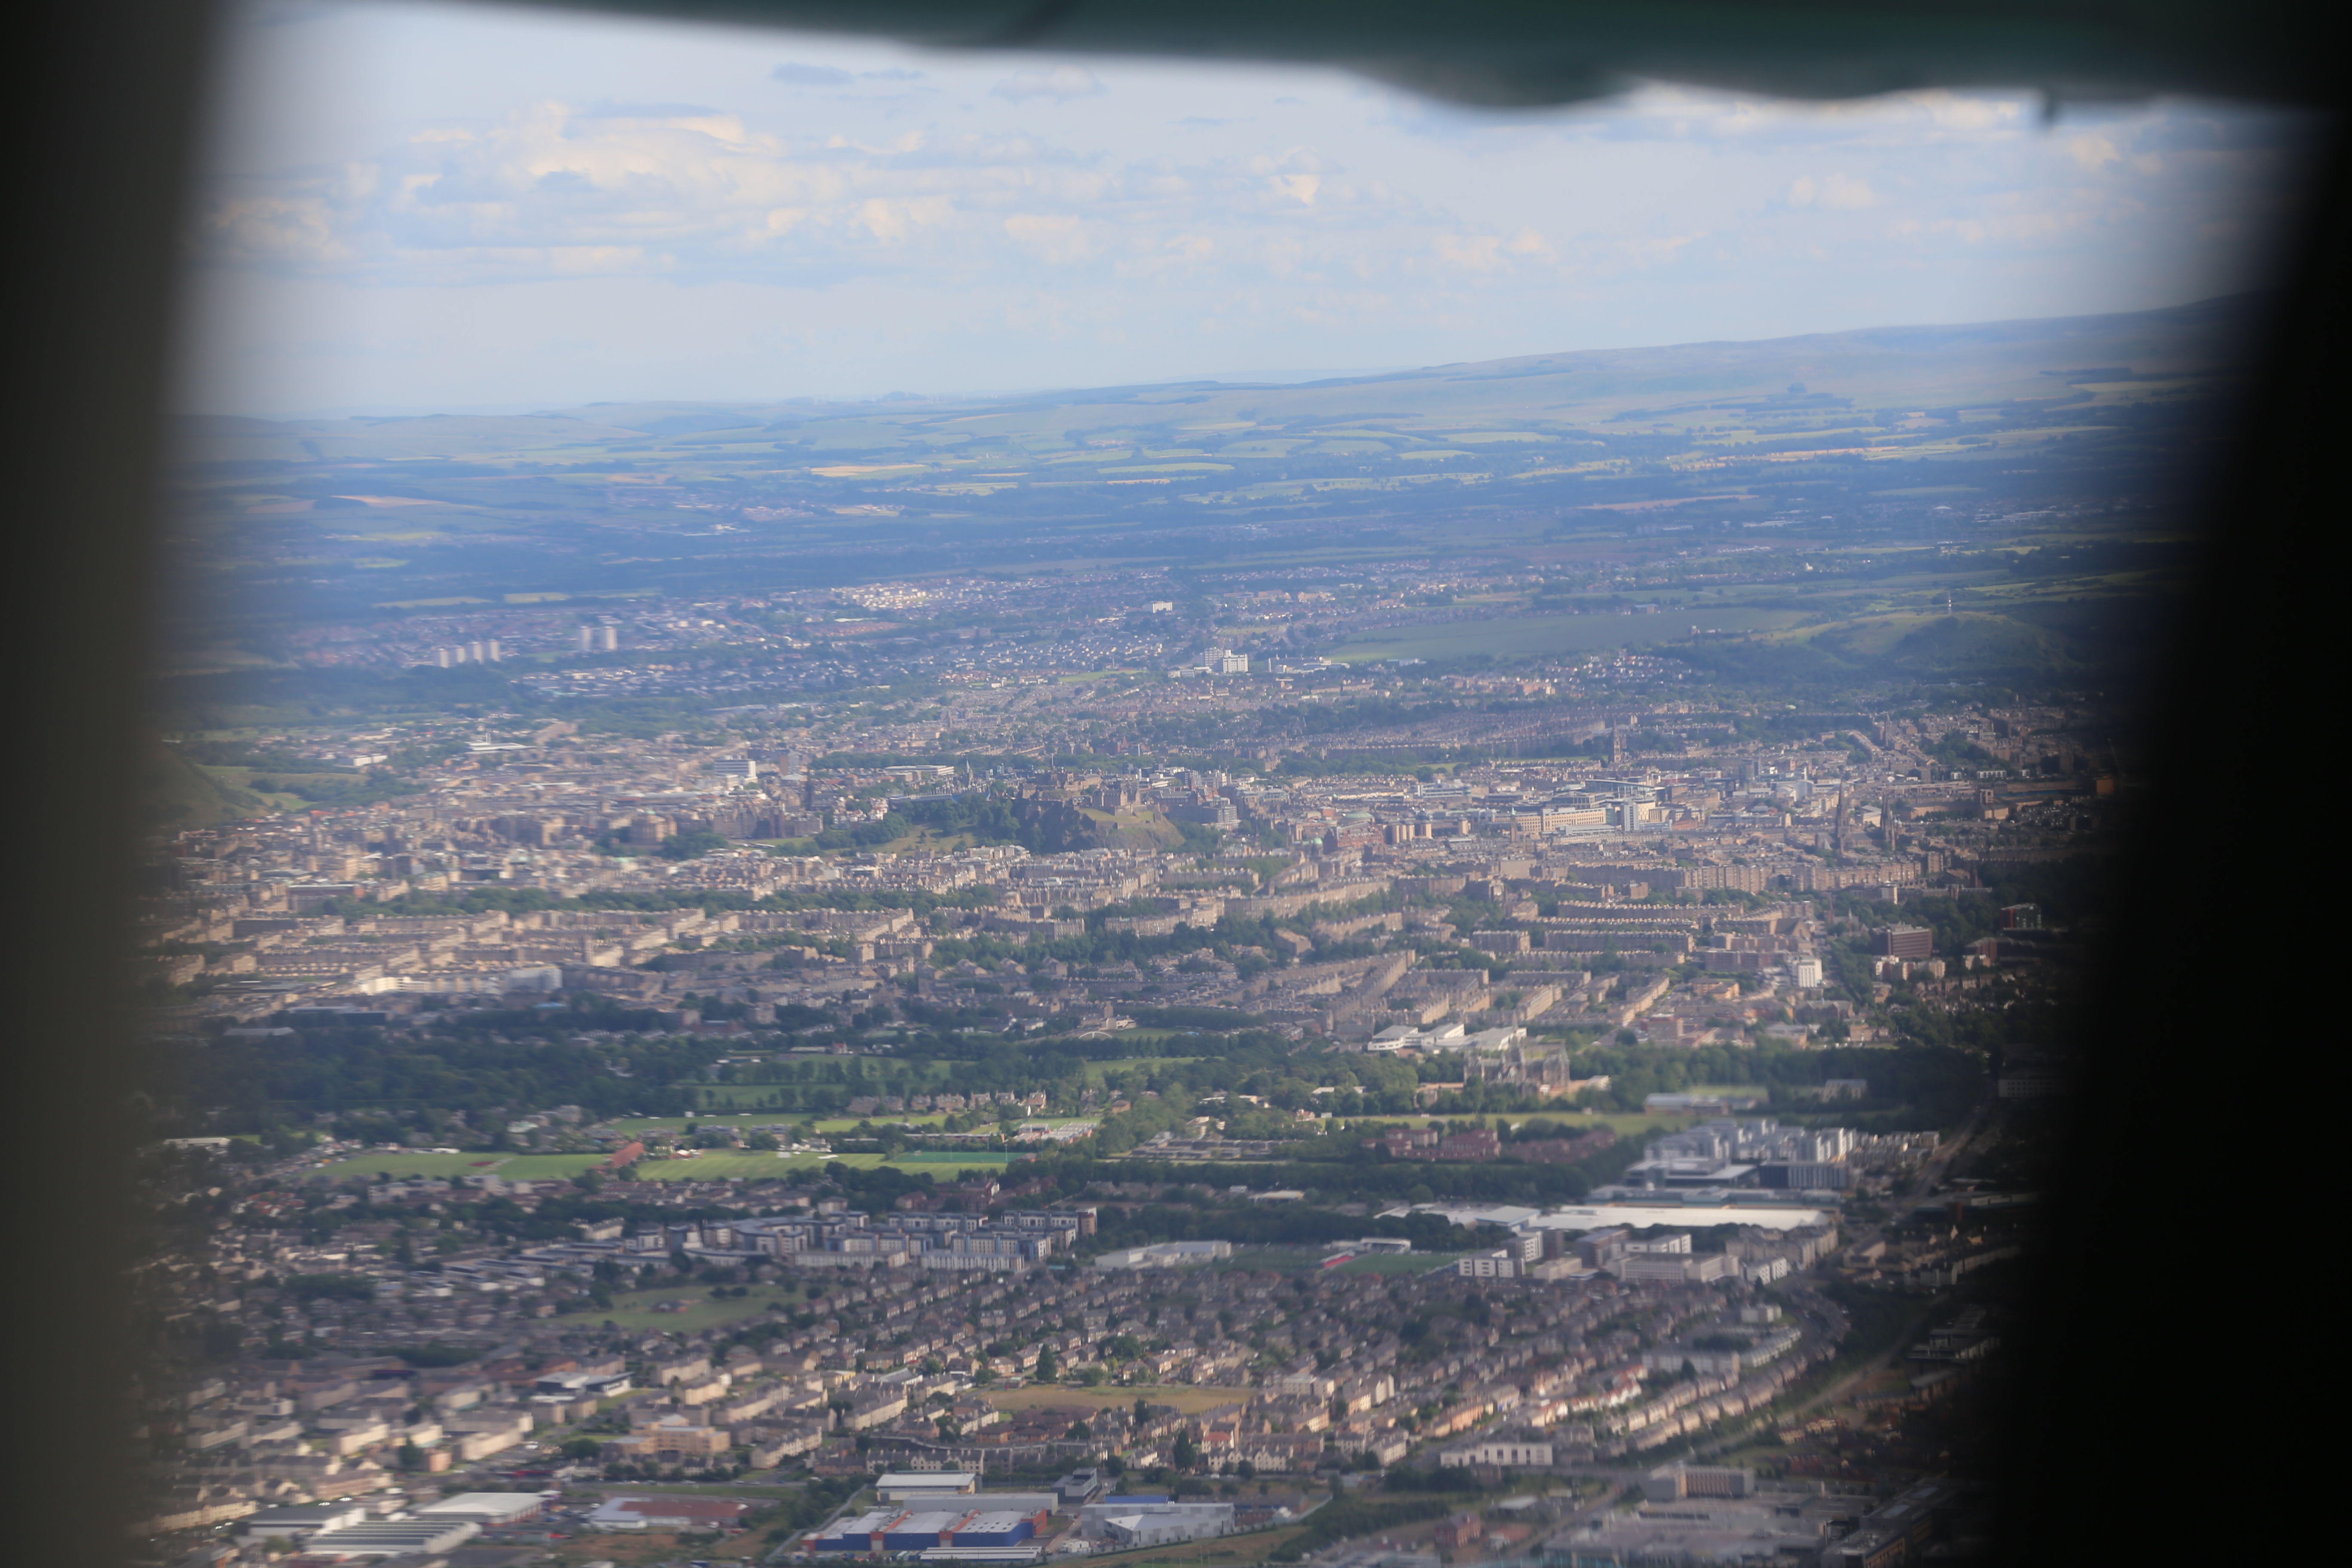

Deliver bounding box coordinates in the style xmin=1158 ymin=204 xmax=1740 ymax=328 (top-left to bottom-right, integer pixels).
xmin=208 ymin=289 xmax=2257 ymax=426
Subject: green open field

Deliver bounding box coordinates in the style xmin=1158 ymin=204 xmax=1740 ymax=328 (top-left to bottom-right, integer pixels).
xmin=1557 ymin=1113 xmax=1692 ymax=1139
xmin=558 ymin=1281 xmax=800 ymax=1334
xmin=1328 ymin=605 xmax=1806 ymax=665
xmin=633 ymin=1150 xmax=861 ymax=1180
xmin=606 ymin=1113 xmax=1089 ymax=1136
xmin=1358 ymin=1112 xmax=1690 ymax=1139
xmin=1079 ymin=1057 xmax=1207 ymax=1085
xmin=164 ymin=297 xmax=2227 ymax=723
xmin=687 ymin=1081 xmax=1035 ymax=1111
xmin=306 ymin=1151 xmax=607 ymax=1182
xmin=689 ymin=1084 xmax=826 ymax=1110
xmin=606 ymin=1115 xmax=822 ymax=1135
xmin=307 ymin=1146 xmax=1028 ymax=1186
xmin=625 ymin=1147 xmax=1020 ymax=1185
xmin=1331 ymin=1250 xmax=1466 ymax=1276
xmin=606 ymin=1113 xmax=949 ymax=1136
xmin=631 ymin=1151 xmax=1022 ymax=1181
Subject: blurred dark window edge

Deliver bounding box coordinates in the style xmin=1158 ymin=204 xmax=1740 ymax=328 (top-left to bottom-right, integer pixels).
xmin=18 ymin=3 xmax=2338 ymax=1562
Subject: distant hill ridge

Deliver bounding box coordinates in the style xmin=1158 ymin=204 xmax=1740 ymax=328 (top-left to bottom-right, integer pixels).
xmin=189 ymin=293 xmax=2260 ymax=440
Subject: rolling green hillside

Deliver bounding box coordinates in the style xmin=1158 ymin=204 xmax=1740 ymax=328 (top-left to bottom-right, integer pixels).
xmin=135 ymin=747 xmax=270 ymax=829
xmin=186 ymin=295 xmax=2251 ymax=469
xmin=162 ymin=296 xmax=2242 ymax=704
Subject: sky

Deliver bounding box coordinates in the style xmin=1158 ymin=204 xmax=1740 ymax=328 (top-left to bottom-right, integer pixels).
xmin=181 ymin=0 xmax=2323 ymax=417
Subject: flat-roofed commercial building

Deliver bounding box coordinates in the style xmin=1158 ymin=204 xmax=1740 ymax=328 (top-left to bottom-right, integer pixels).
xmin=949 ymin=1511 xmax=1041 ymax=1547
xmin=414 ymin=1491 xmax=545 ymax=1527
xmin=879 ymin=1472 xmax=980 ymax=1502
xmin=1440 ymin=1438 xmax=1555 ymax=1468
xmin=1871 ymin=925 xmax=1933 ymax=960
xmin=297 ymin=1519 xmax=481 ymax=1558
xmin=1090 ymin=1503 xmax=1235 ymax=1549
xmin=1643 ymin=1462 xmax=1754 ymax=1501
xmin=886 ymin=1511 xmax=979 ymax=1551
xmin=236 ymin=1504 xmax=365 ymax=1540
xmin=814 ymin=1508 xmax=905 ymax=1552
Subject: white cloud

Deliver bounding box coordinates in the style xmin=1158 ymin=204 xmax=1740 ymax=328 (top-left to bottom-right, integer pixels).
xmin=1247 ymin=148 xmax=1329 ymax=207
xmin=1003 ymin=213 xmax=1093 ymax=263
xmin=194 ymin=68 xmax=2305 ymax=311
xmin=1924 ymin=95 xmax=2024 ymax=132
xmin=199 ymin=99 xmax=1021 ymax=280
xmin=2067 ymin=134 xmax=2122 ymax=171
xmin=1788 ymin=173 xmax=1877 ymax=209
xmin=1436 ymin=233 xmax=1503 ymax=272
xmin=1506 ymin=227 xmax=1557 ymax=263
xmin=187 ymin=2 xmax=2319 ymax=413
xmin=1633 ymin=232 xmax=1706 ymax=264
xmin=1116 ymin=233 xmax=1217 ymax=278
xmin=1264 ymin=236 xmax=1307 ymax=277
xmin=1432 ymin=228 xmax=1556 ymax=273
xmin=855 ymin=197 xmax=953 ymax=244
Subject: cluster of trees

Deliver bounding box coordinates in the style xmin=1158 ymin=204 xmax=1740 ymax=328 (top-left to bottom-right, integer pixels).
xmin=919 ymin=894 xmax=1396 ymax=980
xmin=165 ymin=736 xmax=419 ymax=810
xmin=1834 ymin=857 xmax=2103 ymax=953
xmin=239 ymin=1168 xmax=931 ymax=1253
xmin=1564 ymin=1040 xmax=1984 ymax=1130
xmin=1043 ymin=1123 xmax=1641 ymax=1210
xmin=155 ymin=662 xmax=521 ymax=732
xmin=159 ymin=1000 xmax=726 ymax=1133
xmin=769 ymin=790 xmax=1181 ymax=857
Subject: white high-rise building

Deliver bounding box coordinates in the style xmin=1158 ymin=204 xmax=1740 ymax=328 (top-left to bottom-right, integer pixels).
xmin=434 ymin=647 xmax=453 ymax=668
xmin=595 ymin=625 xmax=619 ymax=652
xmin=1788 ymin=956 xmax=1823 ymax=989
xmin=483 ymin=639 xmax=501 ymax=662
xmin=576 ymin=626 xmax=594 ymax=653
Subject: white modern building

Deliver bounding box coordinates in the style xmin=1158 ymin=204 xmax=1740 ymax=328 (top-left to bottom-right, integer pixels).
xmin=413 ymin=1492 xmax=545 ymax=1527
xmin=297 ymin=1519 xmax=481 ymax=1558
xmin=1091 ymin=1240 xmax=1231 ymax=1269
xmin=236 ymin=1504 xmax=366 ymax=1541
xmin=879 ymin=1473 xmax=982 ymax=1503
xmin=1440 ymin=1438 xmax=1555 ymax=1468
xmin=1081 ymin=1501 xmax=1235 ymax=1547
